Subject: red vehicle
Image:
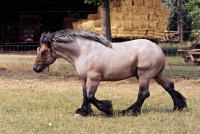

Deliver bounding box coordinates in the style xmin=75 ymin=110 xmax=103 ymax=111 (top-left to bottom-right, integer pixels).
xmin=19 ymin=15 xmax=40 ymax=43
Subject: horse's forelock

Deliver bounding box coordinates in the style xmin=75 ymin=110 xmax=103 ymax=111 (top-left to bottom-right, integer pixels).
xmin=40 ymin=32 xmax=52 ymax=44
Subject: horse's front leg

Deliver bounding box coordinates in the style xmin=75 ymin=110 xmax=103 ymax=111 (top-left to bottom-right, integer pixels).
xmin=122 ymin=78 xmax=150 ymax=116
xmin=75 ymin=87 xmax=93 ymax=116
xmin=86 ymin=78 xmax=113 ymax=115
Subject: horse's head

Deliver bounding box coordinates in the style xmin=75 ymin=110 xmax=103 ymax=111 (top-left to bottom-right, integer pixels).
xmin=33 ymin=32 xmax=57 ymax=73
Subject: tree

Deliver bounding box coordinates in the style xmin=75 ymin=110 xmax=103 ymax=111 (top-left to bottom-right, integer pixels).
xmin=183 ymin=0 xmax=200 ymax=31
xmin=84 ymin=0 xmax=122 ymax=41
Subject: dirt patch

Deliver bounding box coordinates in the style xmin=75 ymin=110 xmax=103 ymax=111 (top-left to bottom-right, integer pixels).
xmin=1 ymin=69 xmax=200 ymax=93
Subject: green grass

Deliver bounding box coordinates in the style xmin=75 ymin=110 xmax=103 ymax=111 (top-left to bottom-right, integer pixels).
xmin=165 ymin=56 xmax=188 ymax=66
xmin=0 ymin=84 xmax=200 ymax=134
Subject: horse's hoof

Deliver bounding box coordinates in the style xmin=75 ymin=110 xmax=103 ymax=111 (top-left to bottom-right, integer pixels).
xmin=75 ymin=108 xmax=92 ymax=116
xmin=122 ymin=109 xmax=140 ymax=116
xmin=105 ymin=105 xmax=113 ymax=115
xmin=173 ymin=105 xmax=187 ymax=111
xmin=101 ymin=101 xmax=113 ymax=115
xmin=173 ymin=100 xmax=187 ymax=111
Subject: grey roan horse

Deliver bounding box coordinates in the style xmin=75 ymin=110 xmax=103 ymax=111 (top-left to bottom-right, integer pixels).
xmin=33 ymin=29 xmax=186 ymax=116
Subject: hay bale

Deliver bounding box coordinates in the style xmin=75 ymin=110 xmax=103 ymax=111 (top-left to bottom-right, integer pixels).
xmin=111 ymin=28 xmax=118 ymax=38
xmin=133 ymin=0 xmax=144 ymax=6
xmin=122 ymin=6 xmax=132 ymax=12
xmin=144 ymin=0 xmax=152 ymax=7
xmin=110 ymin=0 xmax=118 ymax=8
xmin=132 ymin=30 xmax=139 ymax=37
xmin=117 ymin=7 xmax=122 ymax=13
xmin=122 ymin=21 xmax=132 ymax=30
xmin=149 ymin=15 xmax=157 ymax=21
xmin=118 ymin=30 xmax=133 ymax=38
xmin=139 ymin=6 xmax=149 ymax=14
xmin=138 ymin=30 xmax=147 ymax=37
xmin=81 ymin=20 xmax=95 ymax=31
xmin=87 ymin=14 xmax=98 ymax=20
xmin=163 ymin=9 xmax=170 ymax=17
xmin=132 ymin=21 xmax=141 ymax=30
xmin=111 ymin=7 xmax=117 ymax=13
xmin=140 ymin=22 xmax=148 ymax=30
xmin=124 ymin=13 xmax=133 ymax=20
xmin=139 ymin=14 xmax=148 ymax=21
xmin=120 ymin=0 xmax=133 ymax=7
xmin=72 ymin=0 xmax=169 ymax=40
xmin=157 ymin=22 xmax=167 ymax=31
xmin=148 ymin=8 xmax=156 ymax=15
xmin=156 ymin=1 xmax=162 ymax=8
xmin=111 ymin=20 xmax=122 ymax=29
xmin=110 ymin=13 xmax=117 ymax=20
xmin=148 ymin=21 xmax=157 ymax=30
xmin=156 ymin=7 xmax=162 ymax=16
xmin=94 ymin=20 xmax=101 ymax=28
xmin=147 ymin=30 xmax=155 ymax=38
xmin=72 ymin=22 xmax=83 ymax=30
xmin=132 ymin=6 xmax=136 ymax=14
xmin=154 ymin=30 xmax=163 ymax=38
xmin=132 ymin=15 xmax=140 ymax=21
xmin=93 ymin=28 xmax=102 ymax=35
xmin=116 ymin=13 xmax=124 ymax=20
xmin=97 ymin=7 xmax=101 ymax=19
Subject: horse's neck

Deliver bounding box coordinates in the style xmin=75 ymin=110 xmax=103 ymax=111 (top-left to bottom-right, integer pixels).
xmin=52 ymin=42 xmax=80 ymax=66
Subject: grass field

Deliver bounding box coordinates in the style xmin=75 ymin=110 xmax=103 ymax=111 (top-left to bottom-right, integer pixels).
xmin=0 ymin=54 xmax=200 ymax=133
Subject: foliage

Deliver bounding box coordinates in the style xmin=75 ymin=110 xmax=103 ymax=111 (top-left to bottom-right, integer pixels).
xmin=183 ymin=0 xmax=200 ymax=41
xmin=162 ymin=0 xmax=192 ymax=41
xmin=163 ymin=43 xmax=190 ymax=56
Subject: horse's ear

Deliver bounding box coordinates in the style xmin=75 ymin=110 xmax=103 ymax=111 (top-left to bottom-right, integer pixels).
xmin=37 ymin=47 xmax=40 ymax=54
xmin=47 ymin=38 xmax=53 ymax=48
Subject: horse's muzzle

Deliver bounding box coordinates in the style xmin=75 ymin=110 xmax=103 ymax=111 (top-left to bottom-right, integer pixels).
xmin=33 ymin=65 xmax=42 ymax=73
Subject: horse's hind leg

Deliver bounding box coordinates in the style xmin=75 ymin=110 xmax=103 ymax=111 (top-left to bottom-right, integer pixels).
xmin=154 ymin=73 xmax=187 ymax=111
xmin=122 ymin=78 xmax=150 ymax=115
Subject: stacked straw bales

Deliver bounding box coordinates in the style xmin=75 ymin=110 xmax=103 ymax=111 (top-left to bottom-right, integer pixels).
xmin=72 ymin=0 xmax=169 ymax=39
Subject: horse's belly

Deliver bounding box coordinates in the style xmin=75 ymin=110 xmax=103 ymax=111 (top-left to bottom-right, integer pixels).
xmin=101 ymin=65 xmax=136 ymax=81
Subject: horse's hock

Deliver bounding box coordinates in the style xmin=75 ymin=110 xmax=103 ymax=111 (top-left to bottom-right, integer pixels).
xmin=71 ymin=0 xmax=169 ymax=40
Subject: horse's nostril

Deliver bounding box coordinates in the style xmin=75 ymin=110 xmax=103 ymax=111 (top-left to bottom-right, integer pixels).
xmin=33 ymin=66 xmax=37 ymax=72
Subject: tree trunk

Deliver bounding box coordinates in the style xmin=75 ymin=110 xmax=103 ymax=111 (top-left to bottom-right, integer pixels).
xmin=101 ymin=0 xmax=112 ymax=41
xmin=177 ymin=0 xmax=183 ymax=43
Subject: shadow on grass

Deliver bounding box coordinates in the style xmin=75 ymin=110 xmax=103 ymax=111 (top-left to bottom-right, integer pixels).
xmin=86 ymin=107 xmax=191 ymax=118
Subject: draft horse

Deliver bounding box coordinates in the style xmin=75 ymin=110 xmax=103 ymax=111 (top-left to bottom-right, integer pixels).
xmin=33 ymin=29 xmax=187 ymax=116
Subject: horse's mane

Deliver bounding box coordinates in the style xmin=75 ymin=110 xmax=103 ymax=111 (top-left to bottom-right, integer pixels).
xmin=40 ymin=29 xmax=112 ymax=48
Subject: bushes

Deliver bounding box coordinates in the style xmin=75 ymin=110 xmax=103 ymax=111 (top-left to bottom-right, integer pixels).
xmin=163 ymin=43 xmax=190 ymax=56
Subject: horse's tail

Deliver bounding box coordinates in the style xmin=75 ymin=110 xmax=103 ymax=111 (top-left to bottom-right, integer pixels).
xmin=158 ymin=43 xmax=165 ymax=53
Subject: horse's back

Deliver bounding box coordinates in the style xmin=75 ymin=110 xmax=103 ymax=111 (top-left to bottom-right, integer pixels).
xmin=113 ymin=39 xmax=164 ymax=61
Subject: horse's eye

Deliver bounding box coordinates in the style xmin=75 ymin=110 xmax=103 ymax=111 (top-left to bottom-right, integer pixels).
xmin=41 ymin=51 xmax=45 ymax=55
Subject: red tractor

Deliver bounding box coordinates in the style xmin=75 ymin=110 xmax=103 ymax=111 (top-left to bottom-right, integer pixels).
xmin=19 ymin=15 xmax=40 ymax=43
